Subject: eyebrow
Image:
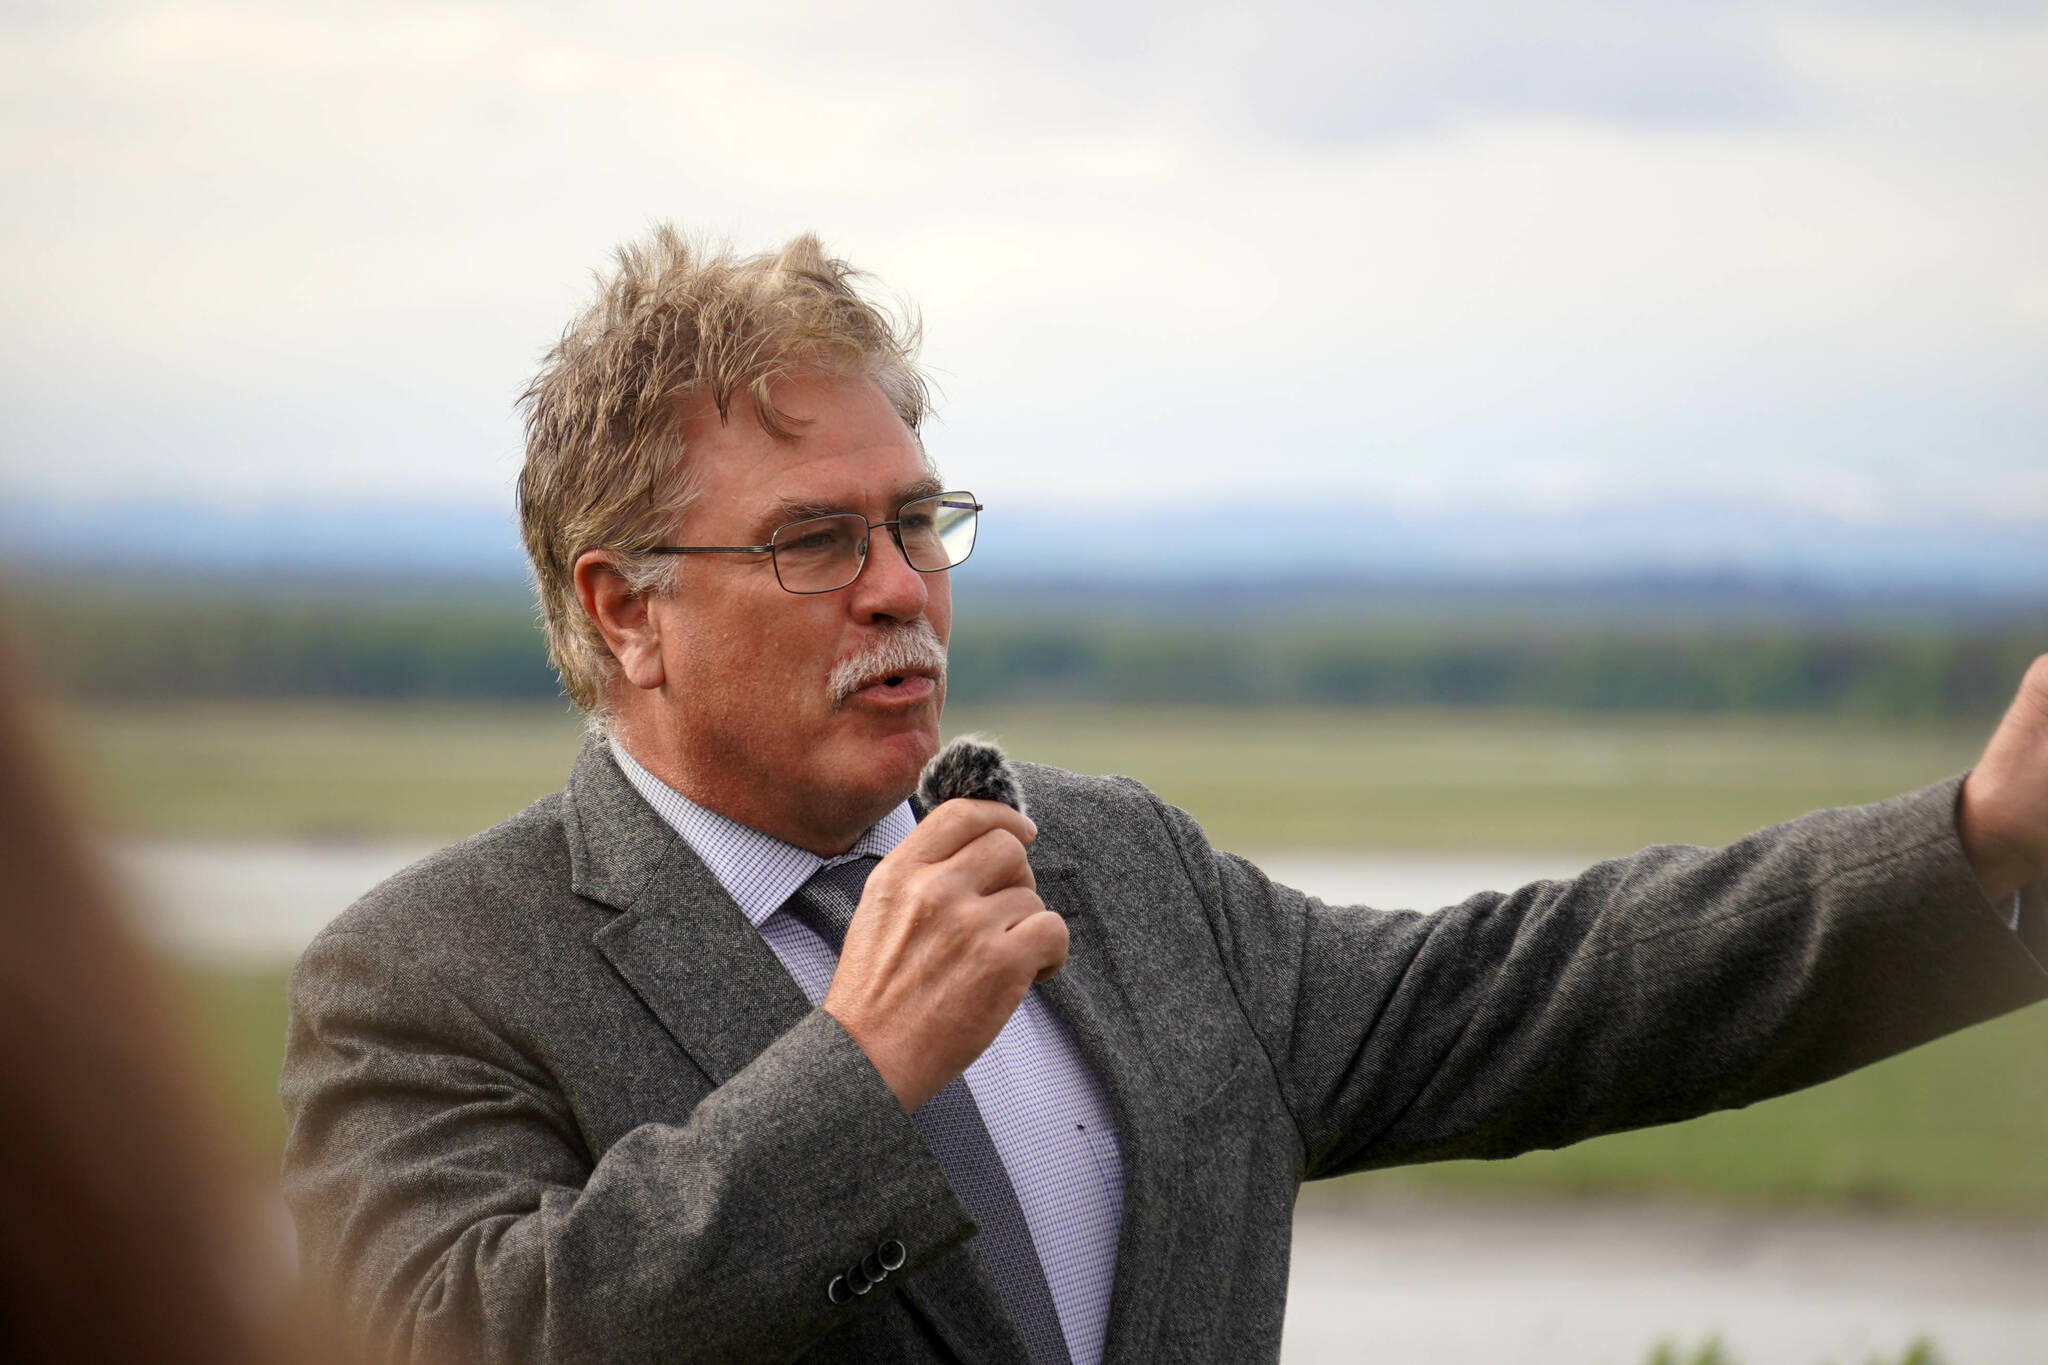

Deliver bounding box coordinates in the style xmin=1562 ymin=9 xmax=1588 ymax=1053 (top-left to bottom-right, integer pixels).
xmin=753 ymin=478 xmax=947 ymax=536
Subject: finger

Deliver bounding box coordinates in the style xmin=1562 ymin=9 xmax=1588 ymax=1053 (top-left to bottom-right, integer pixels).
xmin=981 ymin=885 xmax=1048 ymax=932
xmin=893 ymin=798 xmax=1037 ymax=866
xmin=2016 ymin=654 xmax=2048 ymax=729
xmin=942 ymin=827 xmax=1037 ymax=897
xmin=1006 ymin=910 xmax=1069 ymax=983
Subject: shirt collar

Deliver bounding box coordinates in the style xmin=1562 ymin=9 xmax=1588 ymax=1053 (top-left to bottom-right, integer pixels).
xmin=608 ymin=737 xmax=916 ymax=928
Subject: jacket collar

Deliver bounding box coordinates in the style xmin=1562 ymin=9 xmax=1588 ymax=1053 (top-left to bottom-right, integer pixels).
xmin=567 ymin=733 xmax=819 ymax=1088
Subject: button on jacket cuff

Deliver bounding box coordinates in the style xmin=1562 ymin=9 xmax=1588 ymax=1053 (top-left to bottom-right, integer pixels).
xmin=773 ymin=1009 xmax=981 ymax=1310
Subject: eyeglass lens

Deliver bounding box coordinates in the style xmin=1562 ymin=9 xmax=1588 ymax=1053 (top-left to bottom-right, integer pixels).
xmin=770 ymin=493 xmax=978 ymax=594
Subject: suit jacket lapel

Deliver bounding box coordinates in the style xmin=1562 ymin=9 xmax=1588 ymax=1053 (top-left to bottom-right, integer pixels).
xmin=1031 ymin=849 xmax=1182 ymax=1365
xmin=567 ymin=740 xmax=1028 ymax=1365
xmin=567 ymin=738 xmax=816 ymax=1086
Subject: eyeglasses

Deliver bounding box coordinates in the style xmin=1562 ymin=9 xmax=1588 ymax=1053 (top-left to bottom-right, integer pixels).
xmin=645 ymin=490 xmax=982 ymax=595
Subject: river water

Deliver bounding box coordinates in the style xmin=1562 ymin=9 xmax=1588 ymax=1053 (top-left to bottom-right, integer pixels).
xmin=1285 ymin=1198 xmax=2048 ymax=1364
xmin=105 ymin=839 xmax=2048 ymax=1364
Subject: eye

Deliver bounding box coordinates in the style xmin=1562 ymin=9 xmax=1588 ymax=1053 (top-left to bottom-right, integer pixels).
xmin=784 ymin=528 xmax=846 ymax=555
xmin=775 ymin=513 xmax=858 ymax=551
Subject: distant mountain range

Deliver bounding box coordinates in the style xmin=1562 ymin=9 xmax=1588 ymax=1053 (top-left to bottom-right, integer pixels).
xmin=4 ymin=494 xmax=2045 ymax=617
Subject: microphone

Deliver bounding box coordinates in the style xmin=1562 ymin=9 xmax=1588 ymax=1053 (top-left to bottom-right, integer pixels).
xmin=917 ymin=735 xmax=1029 ymax=818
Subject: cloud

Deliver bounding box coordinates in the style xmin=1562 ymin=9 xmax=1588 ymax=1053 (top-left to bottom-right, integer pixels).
xmin=957 ymin=0 xmax=2048 ymax=147
xmin=0 ymin=0 xmax=2043 ymax=524
xmin=967 ymin=0 xmax=1802 ymax=144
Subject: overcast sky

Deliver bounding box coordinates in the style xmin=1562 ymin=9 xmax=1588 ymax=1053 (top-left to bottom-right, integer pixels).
xmin=3 ymin=0 xmax=2044 ymax=534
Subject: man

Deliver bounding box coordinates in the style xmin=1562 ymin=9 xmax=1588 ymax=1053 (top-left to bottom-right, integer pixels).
xmin=281 ymin=227 xmax=2048 ymax=1365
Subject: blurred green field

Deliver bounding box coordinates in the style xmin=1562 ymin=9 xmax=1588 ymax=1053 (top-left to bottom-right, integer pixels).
xmin=59 ymin=699 xmax=2042 ymax=1217
xmin=54 ymin=699 xmax=1995 ymax=855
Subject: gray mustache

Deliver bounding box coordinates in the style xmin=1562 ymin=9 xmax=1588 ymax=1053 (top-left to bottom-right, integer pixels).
xmin=828 ymin=620 xmax=948 ymax=708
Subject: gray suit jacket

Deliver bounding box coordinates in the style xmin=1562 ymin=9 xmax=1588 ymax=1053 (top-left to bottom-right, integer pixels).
xmin=281 ymin=740 xmax=2046 ymax=1365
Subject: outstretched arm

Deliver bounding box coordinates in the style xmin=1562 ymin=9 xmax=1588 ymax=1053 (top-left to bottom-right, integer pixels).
xmin=1128 ymin=662 xmax=2048 ymax=1181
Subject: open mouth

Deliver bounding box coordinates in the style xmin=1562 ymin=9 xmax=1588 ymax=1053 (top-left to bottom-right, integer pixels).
xmin=839 ymin=668 xmax=937 ymax=708
xmin=866 ymin=669 xmax=929 ymax=692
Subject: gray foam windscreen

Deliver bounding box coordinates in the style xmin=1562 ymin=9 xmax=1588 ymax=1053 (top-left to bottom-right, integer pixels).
xmin=916 ymin=735 xmax=1029 ymax=817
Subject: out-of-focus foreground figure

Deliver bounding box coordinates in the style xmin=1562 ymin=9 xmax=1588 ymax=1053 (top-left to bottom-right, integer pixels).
xmin=0 ymin=632 xmax=332 ymax=1364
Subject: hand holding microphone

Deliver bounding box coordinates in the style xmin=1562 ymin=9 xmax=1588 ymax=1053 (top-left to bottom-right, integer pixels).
xmin=821 ymin=738 xmax=1068 ymax=1112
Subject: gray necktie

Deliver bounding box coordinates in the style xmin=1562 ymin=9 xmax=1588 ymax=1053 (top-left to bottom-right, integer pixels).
xmin=787 ymin=856 xmax=1075 ymax=1365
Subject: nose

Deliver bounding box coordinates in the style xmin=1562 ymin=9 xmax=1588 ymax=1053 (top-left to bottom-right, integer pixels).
xmin=849 ymin=524 xmax=929 ymax=624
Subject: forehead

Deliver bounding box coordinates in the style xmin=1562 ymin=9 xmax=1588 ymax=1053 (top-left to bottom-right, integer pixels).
xmin=677 ymin=374 xmax=932 ymax=520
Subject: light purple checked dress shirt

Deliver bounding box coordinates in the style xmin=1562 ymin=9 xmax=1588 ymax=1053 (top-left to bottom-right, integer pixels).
xmin=611 ymin=741 xmax=1127 ymax=1365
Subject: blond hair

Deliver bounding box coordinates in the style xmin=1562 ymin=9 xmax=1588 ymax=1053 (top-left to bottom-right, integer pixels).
xmin=517 ymin=225 xmax=931 ymax=713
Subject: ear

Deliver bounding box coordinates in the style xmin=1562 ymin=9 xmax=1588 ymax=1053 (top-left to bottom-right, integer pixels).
xmin=573 ymin=550 xmax=667 ymax=691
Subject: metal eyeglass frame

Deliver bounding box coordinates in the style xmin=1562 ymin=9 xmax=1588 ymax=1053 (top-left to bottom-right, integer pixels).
xmin=642 ymin=491 xmax=982 ymax=595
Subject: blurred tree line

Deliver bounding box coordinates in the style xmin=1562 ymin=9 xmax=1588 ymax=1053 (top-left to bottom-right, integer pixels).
xmin=949 ymin=619 xmax=2038 ymax=716
xmin=8 ymin=576 xmax=2039 ymax=717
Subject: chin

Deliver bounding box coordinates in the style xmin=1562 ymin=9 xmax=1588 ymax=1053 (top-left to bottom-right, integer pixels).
xmin=871 ymin=725 xmax=939 ymax=792
xmin=805 ymin=739 xmax=931 ymax=840
xmin=817 ymin=695 xmax=940 ymax=812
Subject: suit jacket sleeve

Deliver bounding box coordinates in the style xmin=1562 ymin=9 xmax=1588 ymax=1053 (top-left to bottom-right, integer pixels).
xmin=1130 ymin=773 xmax=2048 ymax=1181
xmin=281 ymin=925 xmax=970 ymax=1365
